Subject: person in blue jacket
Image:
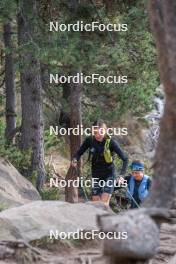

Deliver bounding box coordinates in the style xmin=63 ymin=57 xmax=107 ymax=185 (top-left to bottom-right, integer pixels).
xmin=119 ymin=160 xmax=152 ymax=208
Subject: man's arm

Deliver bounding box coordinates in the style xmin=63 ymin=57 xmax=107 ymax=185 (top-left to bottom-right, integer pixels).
xmin=73 ymin=137 xmax=91 ymax=161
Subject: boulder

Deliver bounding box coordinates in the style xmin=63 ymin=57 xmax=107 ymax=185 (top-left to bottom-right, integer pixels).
xmin=0 ymin=201 xmax=109 ymax=242
xmin=0 ymin=158 xmax=41 ymax=209
xmin=98 ymin=208 xmax=170 ymax=262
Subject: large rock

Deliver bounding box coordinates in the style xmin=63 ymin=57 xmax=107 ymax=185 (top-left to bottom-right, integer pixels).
xmin=98 ymin=208 xmax=170 ymax=262
xmin=0 ymin=201 xmax=109 ymax=242
xmin=0 ymin=158 xmax=41 ymax=208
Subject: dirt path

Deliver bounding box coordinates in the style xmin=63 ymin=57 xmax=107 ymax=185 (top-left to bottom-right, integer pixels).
xmin=38 ymin=247 xmax=107 ymax=264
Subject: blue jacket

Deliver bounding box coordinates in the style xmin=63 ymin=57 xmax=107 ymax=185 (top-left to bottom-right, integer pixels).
xmin=126 ymin=175 xmax=149 ymax=202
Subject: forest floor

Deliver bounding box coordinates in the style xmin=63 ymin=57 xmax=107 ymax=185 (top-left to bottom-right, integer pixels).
xmin=38 ymin=246 xmax=105 ymax=264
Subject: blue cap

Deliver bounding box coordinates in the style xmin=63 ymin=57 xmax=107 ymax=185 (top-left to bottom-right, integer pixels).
xmin=131 ymin=162 xmax=144 ymax=171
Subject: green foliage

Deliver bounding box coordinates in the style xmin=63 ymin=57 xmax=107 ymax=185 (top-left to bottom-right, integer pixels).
xmin=40 ymin=187 xmax=59 ymax=200
xmin=40 ymin=161 xmax=60 ymax=200
xmin=55 ymin=1 xmax=158 ymax=122
xmin=44 ymin=129 xmax=69 ymax=157
xmin=0 ymin=120 xmax=67 ymax=189
xmin=28 ymin=170 xmax=38 ymax=186
xmin=0 ymin=204 xmax=8 ymax=212
xmin=0 ymin=0 xmax=17 ymax=23
xmin=0 ymin=120 xmax=32 ymax=176
xmin=1 ymin=0 xmax=159 ymax=125
xmin=44 ymin=130 xmax=61 ymax=151
xmin=34 ymin=0 xmax=159 ymax=125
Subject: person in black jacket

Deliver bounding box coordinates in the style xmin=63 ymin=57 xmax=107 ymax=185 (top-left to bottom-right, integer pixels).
xmin=71 ymin=119 xmax=128 ymax=206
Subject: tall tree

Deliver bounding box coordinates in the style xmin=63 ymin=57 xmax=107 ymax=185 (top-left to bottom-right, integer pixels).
xmin=17 ymin=0 xmax=46 ymax=190
xmin=145 ymin=0 xmax=176 ymax=207
xmin=65 ymin=73 xmax=83 ymax=203
xmin=3 ymin=22 xmax=16 ymax=143
xmin=69 ymin=74 xmax=82 ymax=162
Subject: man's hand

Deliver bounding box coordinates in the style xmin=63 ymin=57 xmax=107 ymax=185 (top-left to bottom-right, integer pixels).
xmin=118 ymin=176 xmax=128 ymax=188
xmin=71 ymin=158 xmax=78 ymax=167
xmin=118 ymin=176 xmax=125 ymax=184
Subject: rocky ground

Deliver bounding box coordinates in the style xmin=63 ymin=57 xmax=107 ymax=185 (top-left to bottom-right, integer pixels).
xmin=0 ymin=157 xmax=176 ymax=264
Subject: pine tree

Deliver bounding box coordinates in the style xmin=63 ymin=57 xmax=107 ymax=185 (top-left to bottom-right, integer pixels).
xmin=17 ymin=0 xmax=46 ymax=190
xmin=3 ymin=22 xmax=16 ymax=143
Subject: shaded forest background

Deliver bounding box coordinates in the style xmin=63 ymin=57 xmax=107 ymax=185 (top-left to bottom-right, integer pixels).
xmin=0 ymin=0 xmax=159 ymax=193
xmin=1 ymin=1 xmax=176 ymax=263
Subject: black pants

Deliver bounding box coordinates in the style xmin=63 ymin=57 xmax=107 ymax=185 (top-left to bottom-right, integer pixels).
xmin=91 ymin=164 xmax=116 ymax=195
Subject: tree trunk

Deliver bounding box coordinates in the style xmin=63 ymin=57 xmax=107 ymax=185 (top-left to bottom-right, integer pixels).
xmin=65 ymin=73 xmax=82 ymax=203
xmin=145 ymin=0 xmax=176 ymax=208
xmin=3 ymin=23 xmax=16 ymax=143
xmin=70 ymin=76 xmax=82 ymax=161
xmin=17 ymin=0 xmax=46 ymax=190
